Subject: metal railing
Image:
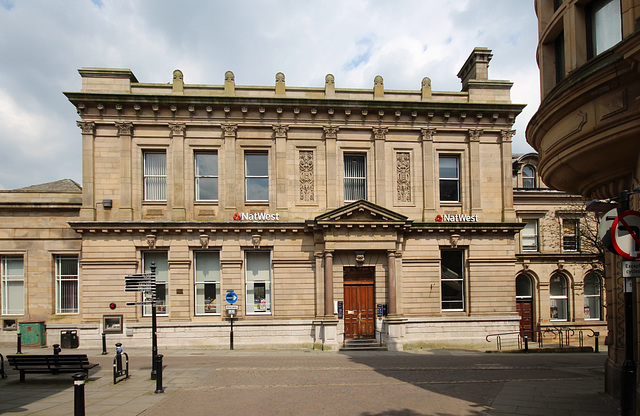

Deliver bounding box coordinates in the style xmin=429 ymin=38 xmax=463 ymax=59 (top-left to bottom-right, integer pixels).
xmin=486 ymin=327 xmax=600 ymax=352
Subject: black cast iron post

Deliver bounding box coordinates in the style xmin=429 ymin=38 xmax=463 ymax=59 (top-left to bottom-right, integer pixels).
xmin=72 ymin=373 xmax=86 ymax=416
xmin=150 ymin=262 xmax=158 ymax=381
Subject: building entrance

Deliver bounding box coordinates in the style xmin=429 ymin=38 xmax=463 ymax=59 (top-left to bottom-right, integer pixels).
xmin=343 ymin=267 xmax=375 ymax=339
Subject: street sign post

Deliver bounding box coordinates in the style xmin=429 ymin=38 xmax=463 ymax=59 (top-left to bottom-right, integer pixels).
xmin=610 ymin=210 xmax=640 ymax=260
xmin=622 ymin=261 xmax=640 ymax=278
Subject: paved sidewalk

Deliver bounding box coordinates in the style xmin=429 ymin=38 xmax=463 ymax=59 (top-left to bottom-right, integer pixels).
xmin=0 ymin=347 xmax=619 ymax=415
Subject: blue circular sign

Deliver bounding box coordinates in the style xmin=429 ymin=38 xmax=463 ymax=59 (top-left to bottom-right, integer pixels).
xmin=226 ymin=292 xmax=238 ymax=304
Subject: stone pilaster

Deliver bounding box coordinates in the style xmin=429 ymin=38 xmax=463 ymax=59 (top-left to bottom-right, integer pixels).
xmin=420 ymin=128 xmax=436 ymax=220
xmin=323 ymin=127 xmax=339 ymax=210
xmin=222 ymin=124 xmax=238 ymax=214
xmin=373 ymin=127 xmax=387 ymax=206
xmin=273 ymin=125 xmax=289 ymax=214
xmin=468 ymin=129 xmax=483 ymax=216
xmin=116 ymin=122 xmax=133 ymax=220
xmin=169 ymin=123 xmax=186 ymax=220
xmin=77 ymin=121 xmax=96 ymax=220
xmin=387 ymin=250 xmax=397 ymax=316
xmin=324 ymin=250 xmax=334 ymax=317
xmin=501 ymin=129 xmax=516 ymax=221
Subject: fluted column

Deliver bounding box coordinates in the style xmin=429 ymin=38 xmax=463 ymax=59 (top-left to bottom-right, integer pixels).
xmin=324 ymin=250 xmax=334 ymax=317
xmin=77 ymin=121 xmax=96 ymax=220
xmin=116 ymin=122 xmax=133 ymax=220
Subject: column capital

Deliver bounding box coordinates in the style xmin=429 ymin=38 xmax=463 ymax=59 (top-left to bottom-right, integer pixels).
xmin=468 ymin=129 xmax=483 ymax=142
xmin=420 ymin=128 xmax=436 ymax=142
xmin=323 ymin=126 xmax=339 ymax=139
xmin=221 ymin=123 xmax=238 ymax=137
xmin=76 ymin=121 xmax=95 ymax=135
xmin=500 ymin=129 xmax=515 ymax=143
xmin=272 ymin=124 xmax=289 ymax=138
xmin=373 ymin=127 xmax=388 ymax=140
xmin=115 ymin=121 xmax=133 ymax=136
xmin=168 ymin=122 xmax=186 ymax=136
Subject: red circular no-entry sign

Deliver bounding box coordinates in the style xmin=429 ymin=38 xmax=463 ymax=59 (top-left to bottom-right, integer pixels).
xmin=611 ymin=210 xmax=640 ymax=260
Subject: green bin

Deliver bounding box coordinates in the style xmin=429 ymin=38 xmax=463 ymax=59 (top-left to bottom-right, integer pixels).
xmin=19 ymin=322 xmax=46 ymax=347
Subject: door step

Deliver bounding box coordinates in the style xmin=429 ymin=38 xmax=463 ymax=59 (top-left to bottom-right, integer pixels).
xmin=340 ymin=338 xmax=387 ymax=351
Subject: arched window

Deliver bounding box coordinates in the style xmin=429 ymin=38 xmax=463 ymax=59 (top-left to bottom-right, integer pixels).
xmin=550 ymin=273 xmax=569 ymax=321
xmin=584 ymin=273 xmax=602 ymax=320
xmin=522 ymin=165 xmax=536 ymax=189
xmin=516 ymin=274 xmax=533 ymax=299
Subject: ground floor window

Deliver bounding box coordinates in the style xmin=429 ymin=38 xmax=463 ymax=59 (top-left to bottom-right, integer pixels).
xmin=550 ymin=273 xmax=568 ymax=321
xmin=143 ymin=252 xmax=168 ymax=316
xmin=245 ymin=251 xmax=271 ymax=314
xmin=1 ymin=255 xmax=24 ymax=315
xmin=55 ymin=255 xmax=79 ymax=314
xmin=441 ymin=249 xmax=464 ymax=311
xmin=195 ymin=251 xmax=220 ymax=315
xmin=584 ymin=272 xmax=602 ymax=320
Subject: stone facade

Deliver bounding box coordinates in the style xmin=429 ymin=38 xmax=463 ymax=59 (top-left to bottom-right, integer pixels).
xmin=1 ymin=47 xmax=604 ymax=352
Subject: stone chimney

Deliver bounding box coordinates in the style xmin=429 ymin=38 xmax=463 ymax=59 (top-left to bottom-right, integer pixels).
xmin=457 ymin=47 xmax=493 ymax=91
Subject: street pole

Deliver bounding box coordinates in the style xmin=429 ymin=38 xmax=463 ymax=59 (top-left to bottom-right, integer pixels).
xmin=150 ymin=262 xmax=158 ymax=381
xmin=618 ymin=190 xmax=636 ymax=416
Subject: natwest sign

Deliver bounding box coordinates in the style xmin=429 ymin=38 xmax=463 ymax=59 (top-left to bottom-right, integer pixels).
xmin=233 ymin=212 xmax=280 ymax=221
xmin=435 ymin=214 xmax=479 ymax=222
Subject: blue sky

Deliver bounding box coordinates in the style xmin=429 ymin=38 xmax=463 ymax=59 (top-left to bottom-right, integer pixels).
xmin=0 ymin=0 xmax=539 ymax=190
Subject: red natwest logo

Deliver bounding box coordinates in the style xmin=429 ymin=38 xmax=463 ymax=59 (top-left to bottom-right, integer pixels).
xmin=435 ymin=215 xmax=443 ymax=222
xmin=233 ymin=213 xmax=241 ymax=220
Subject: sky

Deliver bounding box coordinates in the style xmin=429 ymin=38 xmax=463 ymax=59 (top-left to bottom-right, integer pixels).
xmin=0 ymin=0 xmax=540 ymax=190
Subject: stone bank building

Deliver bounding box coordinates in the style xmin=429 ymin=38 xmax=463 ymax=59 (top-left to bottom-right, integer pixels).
xmin=0 ymin=48 xmax=604 ymax=350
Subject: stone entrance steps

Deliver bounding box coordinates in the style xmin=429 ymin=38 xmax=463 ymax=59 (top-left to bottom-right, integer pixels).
xmin=340 ymin=338 xmax=387 ymax=351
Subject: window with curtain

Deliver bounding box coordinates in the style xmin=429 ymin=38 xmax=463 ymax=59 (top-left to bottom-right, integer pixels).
xmin=195 ymin=251 xmax=220 ymax=315
xmin=144 ymin=151 xmax=167 ymax=201
xmin=441 ymin=249 xmax=464 ymax=311
xmin=195 ymin=152 xmax=218 ymax=201
xmin=245 ymin=152 xmax=269 ymax=202
xmin=587 ymin=0 xmax=622 ymax=59
xmin=562 ymin=219 xmax=579 ymax=251
xmin=1 ymin=256 xmax=24 ymax=315
xmin=550 ymin=274 xmax=568 ymax=321
xmin=522 ymin=220 xmax=539 ymax=252
xmin=344 ymin=153 xmax=366 ymax=201
xmin=522 ymin=165 xmax=536 ymax=189
xmin=245 ymin=251 xmax=271 ymax=314
xmin=439 ymin=156 xmax=460 ymax=202
xmin=143 ymin=252 xmax=168 ymax=316
xmin=55 ymin=255 xmax=79 ymax=314
xmin=584 ymin=273 xmax=602 ymax=320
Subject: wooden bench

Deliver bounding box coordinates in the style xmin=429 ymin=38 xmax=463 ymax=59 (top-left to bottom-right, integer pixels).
xmin=7 ymin=354 xmax=99 ymax=382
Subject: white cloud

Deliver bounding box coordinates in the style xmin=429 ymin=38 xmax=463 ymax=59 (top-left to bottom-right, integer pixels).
xmin=0 ymin=0 xmax=539 ymax=189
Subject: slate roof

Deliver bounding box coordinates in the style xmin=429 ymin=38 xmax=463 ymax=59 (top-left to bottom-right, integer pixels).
xmin=12 ymin=179 xmax=82 ymax=192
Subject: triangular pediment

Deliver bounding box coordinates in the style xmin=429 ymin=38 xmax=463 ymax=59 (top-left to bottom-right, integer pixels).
xmin=314 ymin=200 xmax=410 ymax=226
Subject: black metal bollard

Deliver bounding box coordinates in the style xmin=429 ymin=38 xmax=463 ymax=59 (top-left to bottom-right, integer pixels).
xmin=53 ymin=344 xmax=61 ymax=356
xmin=524 ymin=335 xmax=529 ymax=353
xmin=16 ymin=333 xmax=22 ymax=354
xmin=154 ymin=354 xmax=164 ymax=394
xmin=594 ymin=332 xmax=599 ymax=353
xmin=72 ymin=373 xmax=86 ymax=416
xmin=101 ymin=333 xmax=108 ymax=355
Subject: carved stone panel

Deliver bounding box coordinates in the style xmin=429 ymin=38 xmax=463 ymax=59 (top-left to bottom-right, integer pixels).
xmin=396 ymin=152 xmax=411 ymax=202
xmin=299 ymin=150 xmax=314 ymax=201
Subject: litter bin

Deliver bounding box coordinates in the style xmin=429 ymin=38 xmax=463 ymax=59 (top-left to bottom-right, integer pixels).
xmin=60 ymin=330 xmax=79 ymax=349
xmin=18 ymin=322 xmax=46 ymax=347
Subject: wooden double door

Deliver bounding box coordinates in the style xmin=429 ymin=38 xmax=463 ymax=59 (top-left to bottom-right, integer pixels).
xmin=343 ymin=267 xmax=375 ymax=339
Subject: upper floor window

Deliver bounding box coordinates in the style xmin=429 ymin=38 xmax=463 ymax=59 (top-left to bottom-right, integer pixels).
xmin=555 ymin=31 xmax=565 ymax=84
xmin=1 ymin=256 xmax=24 ymax=315
xmin=584 ymin=272 xmax=602 ymax=320
xmin=144 ymin=151 xmax=167 ymax=201
xmin=195 ymin=152 xmax=218 ymax=201
xmin=562 ymin=219 xmax=579 ymax=251
xmin=441 ymin=249 xmax=464 ymax=311
xmin=194 ymin=251 xmax=220 ymax=315
xmin=55 ymin=255 xmax=79 ymax=314
xmin=245 ymin=152 xmax=268 ymax=202
xmin=245 ymin=251 xmax=271 ymax=315
xmin=143 ymin=252 xmax=168 ymax=316
xmin=344 ymin=153 xmax=366 ymax=202
xmin=522 ymin=220 xmax=539 ymax=252
xmin=522 ymin=165 xmax=536 ymax=189
xmin=439 ymin=156 xmax=459 ymax=202
xmin=587 ymin=0 xmax=622 ymax=59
